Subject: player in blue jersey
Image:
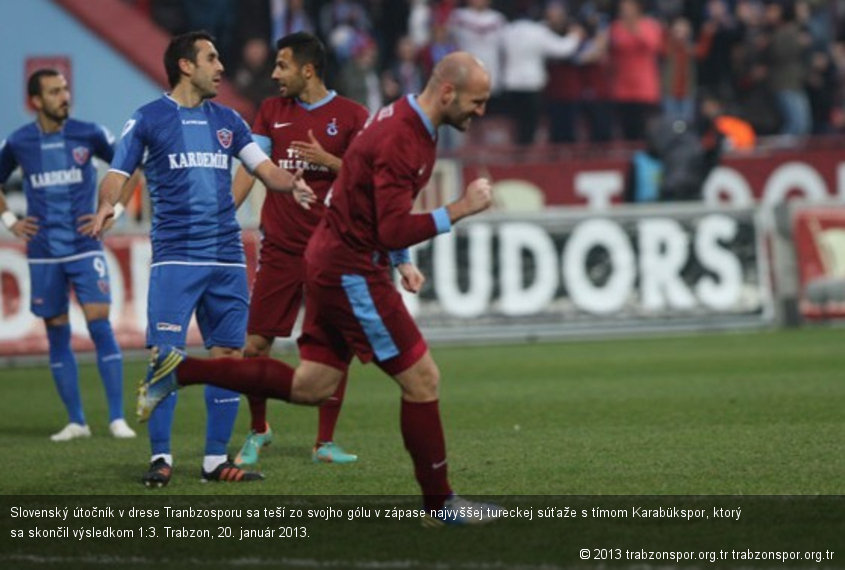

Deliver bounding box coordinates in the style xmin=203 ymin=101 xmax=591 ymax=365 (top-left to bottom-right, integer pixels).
xmin=0 ymin=69 xmax=136 ymax=441
xmin=93 ymin=31 xmax=314 ymax=487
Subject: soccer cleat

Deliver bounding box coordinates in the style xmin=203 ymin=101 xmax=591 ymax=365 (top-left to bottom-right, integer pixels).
xmin=142 ymin=458 xmax=172 ymax=488
xmin=201 ymin=458 xmax=264 ymax=483
xmin=421 ymin=495 xmax=501 ymax=527
xmin=137 ymin=345 xmax=185 ymax=422
xmin=50 ymin=422 xmax=91 ymax=442
xmin=109 ymin=418 xmax=136 ymax=439
xmin=312 ymin=442 xmax=358 ymax=464
xmin=234 ymin=426 xmax=273 ymax=466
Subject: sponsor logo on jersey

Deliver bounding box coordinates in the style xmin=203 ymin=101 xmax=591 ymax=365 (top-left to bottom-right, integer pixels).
xmin=327 ymin=118 xmax=338 ymax=136
xmin=167 ymin=151 xmax=229 ymax=170
xmin=40 ymin=142 xmax=65 ymax=150
xmin=273 ymin=122 xmax=293 ymax=129
xmin=156 ymin=322 xmax=182 ymax=333
xmin=217 ymin=128 xmax=233 ymax=149
xmin=120 ymin=119 xmax=136 ymax=138
xmin=72 ymin=146 xmax=90 ymax=166
xmin=182 ymin=119 xmax=208 ymax=125
xmin=29 ymin=168 xmax=83 ymax=189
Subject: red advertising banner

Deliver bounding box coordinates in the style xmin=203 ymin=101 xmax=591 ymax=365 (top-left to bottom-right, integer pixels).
xmin=792 ymin=206 xmax=845 ymax=320
xmin=460 ymin=142 xmax=845 ymax=209
xmin=0 ymin=232 xmax=261 ymax=356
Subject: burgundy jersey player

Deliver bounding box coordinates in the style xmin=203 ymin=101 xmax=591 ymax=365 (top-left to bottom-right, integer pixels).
xmin=231 ymin=32 xmax=368 ymax=467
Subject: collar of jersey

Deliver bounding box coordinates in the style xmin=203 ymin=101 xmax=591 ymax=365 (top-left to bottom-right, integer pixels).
xmin=296 ymin=90 xmax=337 ymax=111
xmin=163 ymin=92 xmax=207 ymax=111
xmin=406 ymin=95 xmax=436 ymax=140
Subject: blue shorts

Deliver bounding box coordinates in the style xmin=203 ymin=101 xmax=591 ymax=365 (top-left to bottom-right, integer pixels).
xmin=146 ymin=263 xmax=249 ymax=350
xmin=29 ymin=252 xmax=111 ymax=318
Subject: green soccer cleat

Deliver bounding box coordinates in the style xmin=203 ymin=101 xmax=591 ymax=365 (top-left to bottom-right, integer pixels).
xmin=137 ymin=345 xmax=185 ymax=423
xmin=234 ymin=426 xmax=273 ymax=466
xmin=421 ymin=495 xmax=501 ymax=528
xmin=312 ymin=441 xmax=358 ymax=464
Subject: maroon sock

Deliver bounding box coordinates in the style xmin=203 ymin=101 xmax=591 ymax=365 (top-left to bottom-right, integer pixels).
xmin=316 ymin=372 xmax=348 ymax=444
xmin=400 ymin=399 xmax=452 ymax=511
xmin=177 ymin=356 xmax=293 ymax=401
xmin=248 ymin=396 xmax=268 ymax=433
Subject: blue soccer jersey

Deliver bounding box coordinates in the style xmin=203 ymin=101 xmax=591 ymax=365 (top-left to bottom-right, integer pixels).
xmin=0 ymin=119 xmax=114 ymax=259
xmin=110 ymin=95 xmax=253 ymax=265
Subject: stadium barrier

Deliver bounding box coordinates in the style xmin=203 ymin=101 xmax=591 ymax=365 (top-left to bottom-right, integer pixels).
xmin=0 ymin=203 xmax=773 ymax=356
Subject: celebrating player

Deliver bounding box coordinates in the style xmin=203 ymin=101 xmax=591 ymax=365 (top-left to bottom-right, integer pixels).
xmin=231 ymin=32 xmax=369 ymax=467
xmin=138 ymin=52 xmax=498 ymax=524
xmin=93 ymin=31 xmax=314 ymax=487
xmin=0 ymin=69 xmax=136 ymax=442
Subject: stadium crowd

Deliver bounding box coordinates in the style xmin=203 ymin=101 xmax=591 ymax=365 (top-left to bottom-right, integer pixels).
xmin=124 ymin=0 xmax=845 ymax=146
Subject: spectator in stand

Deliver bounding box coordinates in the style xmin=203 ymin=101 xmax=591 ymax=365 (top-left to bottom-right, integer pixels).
xmin=609 ymin=0 xmax=663 ymax=140
xmin=409 ymin=0 xmax=433 ymax=48
xmin=232 ymin=38 xmax=277 ymax=107
xmin=501 ymin=4 xmax=583 ymax=145
xmin=544 ymin=1 xmax=583 ymax=143
xmin=661 ymin=16 xmax=706 ymax=122
xmin=420 ymin=20 xmax=458 ymax=76
xmin=339 ymin=34 xmax=383 ymax=113
xmin=806 ymin=46 xmax=838 ymax=133
xmin=183 ymin=0 xmax=237 ymax=68
xmin=697 ymin=0 xmax=744 ymax=103
xmin=765 ymin=0 xmax=812 ymax=136
xmin=270 ymin=0 xmax=314 ymax=41
xmin=449 ymin=0 xmax=507 ymax=108
xmin=320 ymin=0 xmax=372 ymax=62
xmin=382 ymin=36 xmax=425 ymax=104
xmin=573 ymin=2 xmax=614 ymax=143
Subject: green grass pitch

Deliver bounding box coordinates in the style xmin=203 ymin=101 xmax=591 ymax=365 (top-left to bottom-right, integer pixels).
xmin=1 ymin=326 xmax=843 ymax=496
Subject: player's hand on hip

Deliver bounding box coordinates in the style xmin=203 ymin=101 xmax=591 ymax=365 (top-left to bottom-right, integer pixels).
xmin=463 ymin=177 xmax=493 ymax=215
xmin=78 ymin=213 xmax=113 ymax=237
xmin=292 ymin=169 xmax=316 ymax=210
xmin=11 ymin=216 xmax=39 ymax=241
xmin=90 ymin=203 xmax=115 ymax=239
xmin=398 ymin=263 xmax=425 ymax=294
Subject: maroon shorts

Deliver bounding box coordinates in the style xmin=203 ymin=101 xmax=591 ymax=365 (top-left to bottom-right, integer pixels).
xmin=247 ymin=243 xmax=304 ymax=338
xmin=297 ymin=270 xmax=427 ymax=376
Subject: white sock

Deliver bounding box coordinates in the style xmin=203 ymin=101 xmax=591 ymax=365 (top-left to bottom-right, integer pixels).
xmin=203 ymin=454 xmax=227 ymax=473
xmin=151 ymin=454 xmax=172 ymax=466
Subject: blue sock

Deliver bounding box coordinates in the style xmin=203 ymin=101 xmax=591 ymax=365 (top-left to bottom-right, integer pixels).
xmin=46 ymin=323 xmax=85 ymax=425
xmin=87 ymin=319 xmax=124 ymax=422
xmin=204 ymin=385 xmax=240 ymax=456
xmin=149 ymin=391 xmax=177 ymax=456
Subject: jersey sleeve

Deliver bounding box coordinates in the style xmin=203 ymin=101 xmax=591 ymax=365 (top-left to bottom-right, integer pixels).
xmin=372 ymin=133 xmax=439 ymax=250
xmin=252 ymin=99 xmax=272 ymax=138
xmin=91 ymin=123 xmax=116 ymax=163
xmin=0 ymin=138 xmax=18 ymax=184
xmin=110 ymin=112 xmax=147 ymax=176
xmin=231 ymin=112 xmax=255 ymax=155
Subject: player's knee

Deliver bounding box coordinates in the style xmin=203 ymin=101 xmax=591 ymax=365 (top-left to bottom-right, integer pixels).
xmin=402 ymin=360 xmax=440 ymax=401
xmin=44 ymin=314 xmax=69 ymax=327
xmin=244 ymin=336 xmax=271 ymax=358
xmin=291 ymin=366 xmax=342 ymax=405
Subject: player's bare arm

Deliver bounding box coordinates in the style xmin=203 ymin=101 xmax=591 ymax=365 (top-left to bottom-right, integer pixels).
xmin=91 ymin=170 xmax=129 ymax=238
xmin=232 ymin=164 xmax=257 ymax=209
xmin=79 ymin=168 xmax=142 ymax=237
xmin=0 ymin=186 xmax=38 ymax=241
xmin=289 ymin=129 xmax=342 ymax=172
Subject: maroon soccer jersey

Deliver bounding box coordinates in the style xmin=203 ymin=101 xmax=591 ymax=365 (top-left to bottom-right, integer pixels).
xmin=307 ymin=95 xmax=445 ymax=278
xmin=252 ymin=92 xmax=368 ymax=254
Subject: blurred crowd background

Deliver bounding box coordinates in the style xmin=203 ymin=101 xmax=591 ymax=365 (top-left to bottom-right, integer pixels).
xmin=122 ymin=0 xmax=845 ymax=149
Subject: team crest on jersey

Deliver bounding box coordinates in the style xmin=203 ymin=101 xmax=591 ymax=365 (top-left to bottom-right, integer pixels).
xmin=72 ymin=146 xmax=90 ymax=165
xmin=216 ymin=128 xmax=233 ymax=149
xmin=327 ymin=118 xmax=338 ymax=136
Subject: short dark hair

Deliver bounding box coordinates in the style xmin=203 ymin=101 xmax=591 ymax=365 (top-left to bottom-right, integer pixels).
xmin=164 ymin=30 xmax=215 ymax=88
xmin=275 ymin=32 xmax=326 ymax=78
xmin=27 ymin=68 xmax=61 ymax=97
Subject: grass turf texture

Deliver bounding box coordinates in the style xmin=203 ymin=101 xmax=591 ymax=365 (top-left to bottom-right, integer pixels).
xmin=1 ymin=327 xmax=843 ymax=568
xmin=0 ymin=326 xmax=843 ymax=496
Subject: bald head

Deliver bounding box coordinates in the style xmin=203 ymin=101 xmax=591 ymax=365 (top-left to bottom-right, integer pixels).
xmin=418 ymin=51 xmax=491 ymax=131
xmin=429 ymin=52 xmax=488 ymax=91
